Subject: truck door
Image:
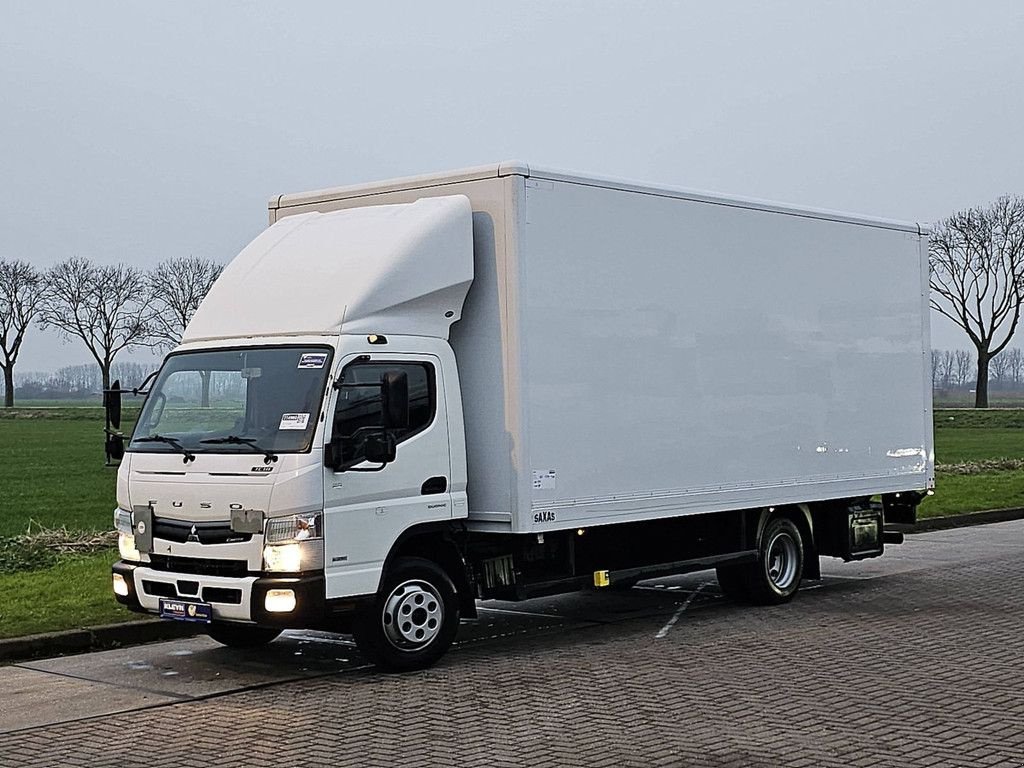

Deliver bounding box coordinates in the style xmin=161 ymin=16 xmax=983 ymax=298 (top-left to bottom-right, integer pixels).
xmin=322 ymin=354 xmax=453 ymax=600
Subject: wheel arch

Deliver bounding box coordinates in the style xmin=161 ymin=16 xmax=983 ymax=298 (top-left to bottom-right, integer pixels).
xmin=382 ymin=521 xmax=477 ymax=619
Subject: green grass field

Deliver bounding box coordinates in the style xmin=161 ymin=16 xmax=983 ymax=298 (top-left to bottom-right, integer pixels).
xmin=0 ymin=405 xmax=1022 ymax=639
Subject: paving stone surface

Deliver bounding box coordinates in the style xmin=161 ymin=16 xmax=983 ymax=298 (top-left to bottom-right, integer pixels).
xmin=1 ymin=522 xmax=1022 ymax=767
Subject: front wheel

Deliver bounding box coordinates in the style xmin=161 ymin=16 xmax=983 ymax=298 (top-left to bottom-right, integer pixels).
xmin=352 ymin=556 xmax=460 ymax=672
xmin=206 ymin=623 xmax=282 ymax=648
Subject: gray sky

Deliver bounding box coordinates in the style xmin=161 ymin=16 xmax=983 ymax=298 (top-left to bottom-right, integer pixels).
xmin=3 ymin=1 xmax=1023 ymax=372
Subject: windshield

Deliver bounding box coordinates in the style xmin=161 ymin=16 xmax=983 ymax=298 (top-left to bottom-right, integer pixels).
xmin=128 ymin=346 xmax=333 ymax=456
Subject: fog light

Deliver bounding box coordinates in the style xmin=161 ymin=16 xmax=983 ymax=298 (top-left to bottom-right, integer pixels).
xmin=263 ymin=543 xmax=301 ymax=573
xmin=118 ymin=532 xmax=141 ymax=562
xmin=113 ymin=572 xmax=129 ymax=597
xmin=265 ymin=589 xmax=296 ymax=613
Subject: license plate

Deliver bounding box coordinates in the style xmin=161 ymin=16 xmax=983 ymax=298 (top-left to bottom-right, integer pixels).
xmin=159 ymin=598 xmax=212 ymax=623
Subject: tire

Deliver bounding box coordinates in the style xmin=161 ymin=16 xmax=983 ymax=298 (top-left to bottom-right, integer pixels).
xmin=206 ymin=623 xmax=282 ymax=648
xmin=352 ymin=556 xmax=460 ymax=672
xmin=745 ymin=517 xmax=804 ymax=605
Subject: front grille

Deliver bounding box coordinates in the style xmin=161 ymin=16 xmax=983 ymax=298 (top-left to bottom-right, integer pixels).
xmin=148 ymin=554 xmax=249 ymax=578
xmin=152 ymin=517 xmax=253 ymax=545
xmin=203 ymin=587 xmax=242 ymax=604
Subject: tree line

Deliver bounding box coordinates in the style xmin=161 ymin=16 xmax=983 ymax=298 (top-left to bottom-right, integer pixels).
xmin=0 ymin=256 xmax=221 ymax=407
xmin=931 ymin=347 xmax=1024 ymax=392
xmin=15 ymin=362 xmax=154 ymax=400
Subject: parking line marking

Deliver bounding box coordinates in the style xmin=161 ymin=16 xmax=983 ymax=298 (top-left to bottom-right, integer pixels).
xmin=655 ymin=582 xmax=711 ymax=639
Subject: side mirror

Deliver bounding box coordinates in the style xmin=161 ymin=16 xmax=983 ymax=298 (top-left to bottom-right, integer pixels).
xmin=381 ymin=371 xmax=409 ymax=429
xmin=106 ymin=434 xmax=125 ymax=461
xmin=364 ymin=432 xmax=397 ymax=464
xmin=105 ymin=379 xmax=122 ymax=430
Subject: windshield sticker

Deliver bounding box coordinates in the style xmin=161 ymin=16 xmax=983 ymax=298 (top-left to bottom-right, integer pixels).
xmin=298 ymin=353 xmax=328 ymax=369
xmin=279 ymin=413 xmax=311 ymax=430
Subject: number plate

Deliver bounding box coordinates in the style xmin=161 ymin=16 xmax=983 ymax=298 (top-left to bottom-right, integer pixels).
xmin=159 ymin=598 xmax=212 ymax=623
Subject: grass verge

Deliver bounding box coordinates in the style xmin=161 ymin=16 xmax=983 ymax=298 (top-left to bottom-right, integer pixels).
xmin=0 ymin=550 xmax=126 ymax=639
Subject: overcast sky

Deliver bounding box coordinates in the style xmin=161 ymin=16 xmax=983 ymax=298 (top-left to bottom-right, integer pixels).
xmin=3 ymin=1 xmax=1023 ymax=372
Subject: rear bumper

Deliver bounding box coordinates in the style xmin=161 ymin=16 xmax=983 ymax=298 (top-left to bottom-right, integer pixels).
xmin=112 ymin=560 xmax=327 ymax=628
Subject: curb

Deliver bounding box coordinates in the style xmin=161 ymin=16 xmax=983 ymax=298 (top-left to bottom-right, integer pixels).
xmin=0 ymin=619 xmax=201 ymax=664
xmin=3 ymin=508 xmax=1024 ymax=664
xmin=905 ymin=506 xmax=1024 ymax=533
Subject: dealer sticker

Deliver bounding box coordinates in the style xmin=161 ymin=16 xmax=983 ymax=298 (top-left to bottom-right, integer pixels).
xmin=298 ymin=353 xmax=328 ymax=369
xmin=279 ymin=413 xmax=310 ymax=430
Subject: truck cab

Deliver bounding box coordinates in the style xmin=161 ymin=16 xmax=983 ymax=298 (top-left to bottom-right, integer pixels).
xmin=114 ymin=196 xmax=476 ymax=669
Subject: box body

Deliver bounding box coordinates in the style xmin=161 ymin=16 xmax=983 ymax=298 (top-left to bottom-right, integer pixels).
xmin=271 ymin=163 xmax=934 ymax=534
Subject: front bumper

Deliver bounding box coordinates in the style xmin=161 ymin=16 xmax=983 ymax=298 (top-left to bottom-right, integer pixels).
xmin=113 ymin=560 xmax=327 ymax=628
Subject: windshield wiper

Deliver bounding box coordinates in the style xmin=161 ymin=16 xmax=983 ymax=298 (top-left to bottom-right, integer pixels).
xmin=200 ymin=435 xmax=278 ymax=464
xmin=133 ymin=434 xmax=196 ymax=463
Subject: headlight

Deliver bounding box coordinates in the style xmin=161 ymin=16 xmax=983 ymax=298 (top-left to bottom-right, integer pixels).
xmin=263 ymin=543 xmax=302 ymax=573
xmin=118 ymin=532 xmax=141 ymax=562
xmin=114 ymin=509 xmax=133 ymax=534
xmin=265 ymin=513 xmax=322 ymax=544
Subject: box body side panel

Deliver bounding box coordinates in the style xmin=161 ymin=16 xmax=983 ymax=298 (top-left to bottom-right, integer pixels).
xmin=516 ymin=179 xmax=931 ymax=532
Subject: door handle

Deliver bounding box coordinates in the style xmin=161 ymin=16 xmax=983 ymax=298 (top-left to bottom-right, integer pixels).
xmin=421 ymin=476 xmax=448 ymax=495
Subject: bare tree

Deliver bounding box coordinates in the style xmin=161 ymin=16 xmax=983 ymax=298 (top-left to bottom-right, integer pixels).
xmin=990 ymin=349 xmax=1012 ymax=388
xmin=147 ymin=256 xmax=223 ymax=350
xmin=939 ymin=349 xmax=956 ymax=390
xmin=39 ymin=258 xmax=153 ymax=392
xmin=147 ymin=256 xmax=222 ymax=406
xmin=931 ymin=349 xmax=941 ymax=391
xmin=930 ymin=196 xmax=1024 ymax=407
xmin=1008 ymin=347 xmax=1024 ymax=387
xmin=954 ymin=349 xmax=974 ymax=389
xmin=0 ymin=259 xmax=47 ymax=407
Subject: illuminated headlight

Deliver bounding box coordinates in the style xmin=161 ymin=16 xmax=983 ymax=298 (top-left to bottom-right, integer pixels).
xmin=265 ymin=589 xmax=296 ymax=613
xmin=265 ymin=513 xmax=322 ymax=544
xmin=114 ymin=509 xmax=133 ymax=534
xmin=263 ymin=542 xmax=302 ymax=573
xmin=118 ymin=532 xmax=142 ymax=562
xmin=112 ymin=573 xmax=129 ymax=597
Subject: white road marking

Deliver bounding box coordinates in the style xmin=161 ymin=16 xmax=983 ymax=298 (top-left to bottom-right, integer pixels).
xmin=655 ymin=582 xmax=712 ymax=639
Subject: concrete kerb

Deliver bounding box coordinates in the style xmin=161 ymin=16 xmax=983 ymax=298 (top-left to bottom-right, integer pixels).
xmin=0 ymin=619 xmax=200 ymax=664
xmin=906 ymin=506 xmax=1024 ymax=533
xmin=3 ymin=507 xmax=1024 ymax=665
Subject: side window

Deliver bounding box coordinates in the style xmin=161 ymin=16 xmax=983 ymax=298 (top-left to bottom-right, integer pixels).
xmin=334 ymin=362 xmax=435 ymax=465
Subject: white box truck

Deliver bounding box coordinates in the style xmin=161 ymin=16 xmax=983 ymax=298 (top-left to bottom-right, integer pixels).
xmin=109 ymin=162 xmax=934 ymax=670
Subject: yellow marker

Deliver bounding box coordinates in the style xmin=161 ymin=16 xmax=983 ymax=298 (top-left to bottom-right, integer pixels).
xmin=593 ymin=570 xmax=610 ymax=588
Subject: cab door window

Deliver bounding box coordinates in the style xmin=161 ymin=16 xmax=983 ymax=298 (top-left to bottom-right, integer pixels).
xmin=334 ymin=362 xmax=435 ymax=465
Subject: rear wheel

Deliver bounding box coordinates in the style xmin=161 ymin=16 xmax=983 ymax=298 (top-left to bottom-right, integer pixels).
xmin=716 ymin=516 xmax=804 ymax=605
xmin=206 ymin=623 xmax=282 ymax=648
xmin=352 ymin=556 xmax=459 ymax=672
xmin=746 ymin=517 xmax=804 ymax=605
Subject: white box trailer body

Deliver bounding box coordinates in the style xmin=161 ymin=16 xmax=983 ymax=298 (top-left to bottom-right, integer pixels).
xmin=268 ymin=162 xmax=934 ymax=535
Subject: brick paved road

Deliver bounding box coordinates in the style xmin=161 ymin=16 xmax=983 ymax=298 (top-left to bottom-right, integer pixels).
xmin=1 ymin=521 xmax=1023 ymax=768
